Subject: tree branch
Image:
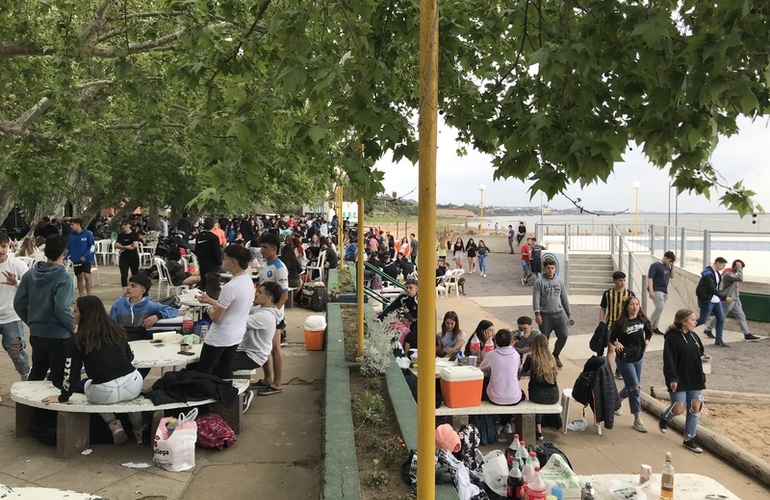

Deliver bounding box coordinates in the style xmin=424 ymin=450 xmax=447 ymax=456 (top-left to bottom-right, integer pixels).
xmin=104 ymin=122 xmax=186 ymax=130
xmin=81 ymin=0 xmax=119 ymax=43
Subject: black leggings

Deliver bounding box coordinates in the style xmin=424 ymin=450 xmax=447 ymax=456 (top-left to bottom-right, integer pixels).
xmin=119 ymin=252 xmax=140 ymax=287
xmin=195 ymin=343 xmax=238 ymax=379
xmin=29 ymin=336 xmax=69 ymax=389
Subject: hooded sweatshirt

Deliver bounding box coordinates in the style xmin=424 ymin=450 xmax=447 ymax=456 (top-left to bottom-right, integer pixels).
xmin=662 ymin=327 xmax=706 ymax=391
xmin=479 ymin=345 xmax=523 ymax=405
xmin=238 ymin=305 xmax=281 ymax=366
xmin=13 ymin=262 xmax=75 ymax=339
xmin=720 ymin=267 xmax=742 ymax=300
xmin=109 ymin=294 xmax=180 ymax=328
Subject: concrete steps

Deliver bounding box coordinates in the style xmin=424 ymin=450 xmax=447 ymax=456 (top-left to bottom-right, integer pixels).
xmin=569 ymin=254 xmax=614 ymax=295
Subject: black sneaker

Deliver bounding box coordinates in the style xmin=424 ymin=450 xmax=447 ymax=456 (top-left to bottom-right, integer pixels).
xmin=683 ymin=438 xmax=703 ymax=453
xmin=653 ymin=328 xmax=665 ymax=335
xmin=714 ymin=342 xmax=731 ymax=348
xmin=554 ymin=355 xmax=563 ymax=369
xmin=658 ymin=414 xmax=668 ymax=434
xmin=744 ymin=334 xmax=761 ymax=342
xmin=614 ymin=368 xmax=623 ymax=380
xmin=280 ymin=329 xmax=287 ymax=346
xmin=704 ymin=329 xmax=715 ymax=339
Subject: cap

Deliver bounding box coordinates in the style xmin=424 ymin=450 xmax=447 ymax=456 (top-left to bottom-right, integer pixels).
xmin=128 ymin=274 xmax=152 ymax=294
xmin=435 ymin=423 xmax=461 ymax=453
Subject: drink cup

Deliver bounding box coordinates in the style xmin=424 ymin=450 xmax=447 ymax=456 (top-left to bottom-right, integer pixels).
xmin=568 ymin=319 xmax=575 ymax=327
xmin=180 ymin=343 xmax=191 ymax=353
xmin=640 ymin=464 xmax=652 ymax=486
xmin=468 ymin=355 xmax=478 ymax=367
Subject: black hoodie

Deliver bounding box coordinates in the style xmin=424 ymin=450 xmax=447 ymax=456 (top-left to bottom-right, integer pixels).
xmin=662 ymin=327 xmax=706 ymax=391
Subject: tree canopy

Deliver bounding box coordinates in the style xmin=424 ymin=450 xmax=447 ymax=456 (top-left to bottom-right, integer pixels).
xmin=1 ymin=0 xmax=767 ymax=221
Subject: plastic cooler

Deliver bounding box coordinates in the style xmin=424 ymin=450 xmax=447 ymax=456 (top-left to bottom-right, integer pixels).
xmin=439 ymin=366 xmax=484 ymax=408
xmin=304 ymin=315 xmax=327 ymax=351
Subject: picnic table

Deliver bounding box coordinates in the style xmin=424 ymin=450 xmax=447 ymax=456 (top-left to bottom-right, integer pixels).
xmin=130 ymin=338 xmax=202 ymax=370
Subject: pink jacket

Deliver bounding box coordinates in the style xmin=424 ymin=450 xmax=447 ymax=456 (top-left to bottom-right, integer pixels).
xmin=479 ymin=346 xmax=523 ymax=405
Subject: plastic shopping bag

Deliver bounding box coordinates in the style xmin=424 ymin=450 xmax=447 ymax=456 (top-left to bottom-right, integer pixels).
xmin=153 ymin=408 xmax=199 ymax=472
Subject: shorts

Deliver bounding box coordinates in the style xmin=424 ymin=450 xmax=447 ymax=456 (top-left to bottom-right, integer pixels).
xmin=73 ymin=263 xmax=92 ymax=275
xmin=530 ymin=259 xmax=542 ymax=274
xmin=520 ymin=260 xmax=530 ymax=273
xmin=454 ymin=252 xmax=463 ymax=260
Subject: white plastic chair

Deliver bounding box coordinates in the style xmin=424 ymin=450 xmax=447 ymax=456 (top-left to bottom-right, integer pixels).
xmin=16 ymin=256 xmax=34 ymax=268
xmin=154 ymin=258 xmax=190 ymax=298
xmin=306 ymin=250 xmax=327 ymax=282
xmin=138 ymin=242 xmax=153 ymax=266
xmin=443 ymin=269 xmax=465 ymax=297
xmin=94 ymin=239 xmax=113 ymax=265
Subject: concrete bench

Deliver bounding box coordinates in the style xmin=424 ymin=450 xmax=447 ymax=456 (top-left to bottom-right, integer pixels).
xmin=435 ymin=400 xmax=562 ymax=445
xmin=11 ymin=379 xmax=250 ymax=459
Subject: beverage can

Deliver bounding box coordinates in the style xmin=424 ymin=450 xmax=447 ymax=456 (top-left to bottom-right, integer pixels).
xmin=199 ymin=324 xmax=208 ymax=342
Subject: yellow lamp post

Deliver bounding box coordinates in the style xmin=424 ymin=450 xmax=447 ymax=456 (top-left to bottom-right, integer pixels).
xmin=479 ymin=184 xmax=486 ymax=234
xmin=633 ymin=181 xmax=641 ymax=236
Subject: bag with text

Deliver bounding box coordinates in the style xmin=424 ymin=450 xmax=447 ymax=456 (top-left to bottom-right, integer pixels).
xmin=153 ymin=408 xmax=199 ymax=472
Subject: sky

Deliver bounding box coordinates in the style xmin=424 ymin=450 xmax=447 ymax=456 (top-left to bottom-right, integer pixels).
xmin=374 ymin=115 xmax=770 ymax=213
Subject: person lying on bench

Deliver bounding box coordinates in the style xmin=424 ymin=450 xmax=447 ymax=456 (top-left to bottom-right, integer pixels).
xmin=42 ymin=296 xmax=145 ymax=445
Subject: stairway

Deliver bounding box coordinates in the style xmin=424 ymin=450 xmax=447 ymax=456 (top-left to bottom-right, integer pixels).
xmin=568 ymin=254 xmax=614 ymax=295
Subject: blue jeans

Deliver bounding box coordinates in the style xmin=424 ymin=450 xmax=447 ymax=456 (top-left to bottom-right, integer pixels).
xmin=478 ymin=255 xmax=487 ymax=274
xmin=662 ymin=390 xmax=702 ymax=439
xmin=696 ymin=300 xmax=725 ymax=343
xmin=0 ymin=321 xmax=31 ymax=376
xmin=616 ymin=358 xmax=643 ymax=414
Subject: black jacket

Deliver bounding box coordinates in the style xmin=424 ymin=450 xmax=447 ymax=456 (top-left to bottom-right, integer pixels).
xmin=695 ymin=266 xmax=727 ymax=302
xmin=377 ymin=292 xmax=418 ymax=323
xmin=145 ymin=370 xmax=238 ymax=408
xmin=584 ymin=356 xmax=621 ymax=429
xmin=663 ymin=327 xmax=706 ymax=391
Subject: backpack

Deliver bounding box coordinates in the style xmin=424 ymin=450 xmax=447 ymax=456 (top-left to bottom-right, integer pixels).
xmin=308 ymin=283 xmax=328 ymax=312
xmin=571 ymin=356 xmax=605 ymax=406
xmin=196 ymin=412 xmax=236 ymax=449
xmin=527 ymin=442 xmax=573 ymax=471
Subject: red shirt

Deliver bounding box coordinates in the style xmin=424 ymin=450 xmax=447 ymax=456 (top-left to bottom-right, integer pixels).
xmin=520 ymin=244 xmax=531 ymax=263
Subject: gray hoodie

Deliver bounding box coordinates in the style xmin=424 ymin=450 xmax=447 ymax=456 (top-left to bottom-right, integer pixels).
xmin=238 ymin=305 xmax=281 ymax=366
xmin=14 ymin=262 xmax=76 ymax=339
xmin=720 ymin=267 xmax=742 ymax=300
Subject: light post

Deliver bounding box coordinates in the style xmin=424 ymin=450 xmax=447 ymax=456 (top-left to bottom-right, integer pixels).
xmin=633 ymin=181 xmax=641 ymax=236
xmin=479 ymin=184 xmax=486 ymax=234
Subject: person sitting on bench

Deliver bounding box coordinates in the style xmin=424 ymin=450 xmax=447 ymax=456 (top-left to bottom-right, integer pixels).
xmin=109 ymin=274 xmax=179 ymax=341
xmin=42 ymin=296 xmax=145 ymax=445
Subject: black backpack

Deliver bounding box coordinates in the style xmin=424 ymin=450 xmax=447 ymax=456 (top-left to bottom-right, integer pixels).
xmin=308 ymin=283 xmax=328 ymax=312
xmin=527 ymin=442 xmax=573 ymax=471
xmin=572 ymin=355 xmax=605 ymax=406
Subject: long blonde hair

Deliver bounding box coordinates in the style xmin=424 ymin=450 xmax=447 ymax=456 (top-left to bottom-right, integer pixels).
xmin=529 ymin=335 xmax=557 ymax=385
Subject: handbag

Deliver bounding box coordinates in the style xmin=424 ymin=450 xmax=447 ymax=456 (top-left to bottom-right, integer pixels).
xmin=153 ymin=408 xmax=198 ymax=471
xmin=196 ymin=412 xmax=236 ymax=449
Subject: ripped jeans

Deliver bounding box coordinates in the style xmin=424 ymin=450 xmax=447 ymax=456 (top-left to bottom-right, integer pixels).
xmin=661 ymin=390 xmax=702 ymax=439
xmin=0 ymin=321 xmax=30 ymax=376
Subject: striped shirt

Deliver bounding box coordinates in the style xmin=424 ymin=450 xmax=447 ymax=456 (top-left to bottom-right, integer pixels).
xmin=600 ymin=288 xmax=635 ymax=328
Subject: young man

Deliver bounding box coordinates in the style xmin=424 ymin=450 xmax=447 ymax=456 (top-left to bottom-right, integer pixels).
xmin=648 ymin=251 xmax=676 ymax=334
xmin=409 ymin=233 xmax=418 ymax=265
xmin=14 ymin=235 xmax=76 ymax=388
xmin=255 ymin=233 xmax=289 ymax=396
xmin=528 ymin=237 xmax=547 ymax=279
xmin=233 ymin=281 xmax=283 ymax=411
xmin=600 ymin=271 xmax=635 ymax=377
xmin=695 ymin=257 xmax=734 ymax=347
xmin=516 ymin=221 xmax=527 ymax=245
xmin=66 ymin=218 xmax=96 ymax=296
xmin=704 ymin=259 xmax=760 ymax=342
xmin=376 ymin=278 xmax=418 ymax=324
xmin=109 ymin=274 xmax=180 ymax=341
xmin=507 ymin=225 xmax=515 ymax=254
xmin=194 ymin=217 xmax=223 ymax=293
xmin=195 ymin=245 xmax=255 ymax=378
xmin=512 ymin=316 xmax=541 ymax=356
xmin=520 ymin=237 xmax=532 ymax=285
xmin=0 ymin=234 xmax=31 ymax=381
xmin=532 ymin=259 xmax=572 ymax=368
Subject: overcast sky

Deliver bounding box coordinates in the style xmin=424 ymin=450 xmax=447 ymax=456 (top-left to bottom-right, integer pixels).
xmin=375 ymin=115 xmax=770 ymax=214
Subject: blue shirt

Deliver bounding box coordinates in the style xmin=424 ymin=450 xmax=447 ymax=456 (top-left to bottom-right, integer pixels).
xmin=67 ymin=229 xmax=95 ymax=264
xmin=648 ymin=261 xmax=671 ymax=293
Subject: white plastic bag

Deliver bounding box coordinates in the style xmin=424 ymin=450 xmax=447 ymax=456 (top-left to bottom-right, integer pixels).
xmin=567 ymin=417 xmax=587 ymax=431
xmin=153 ymin=408 xmax=199 ymax=472
xmin=481 ymin=449 xmax=508 ymax=497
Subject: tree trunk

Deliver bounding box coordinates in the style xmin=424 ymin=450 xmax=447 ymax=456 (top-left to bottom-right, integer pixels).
xmin=649 ymin=386 xmax=770 ymax=405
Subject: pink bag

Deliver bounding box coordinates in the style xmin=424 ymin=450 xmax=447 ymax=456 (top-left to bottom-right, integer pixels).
xmin=196 ymin=413 xmax=236 ymax=449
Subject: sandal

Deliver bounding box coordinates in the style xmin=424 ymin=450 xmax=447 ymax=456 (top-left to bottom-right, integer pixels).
xmin=257 ymin=385 xmax=282 ymax=396
xmin=251 ymin=379 xmax=270 ymax=388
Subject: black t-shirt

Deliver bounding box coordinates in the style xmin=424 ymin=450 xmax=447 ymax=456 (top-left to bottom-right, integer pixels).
xmin=194 ymin=231 xmax=223 ymax=271
xmin=116 ymin=231 xmax=139 ymax=258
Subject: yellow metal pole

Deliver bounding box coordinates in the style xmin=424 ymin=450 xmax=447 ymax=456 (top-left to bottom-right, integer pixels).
xmin=337 ymin=184 xmax=344 ymax=251
xmin=357 ymin=197 xmax=365 ymax=358
xmin=418 ymin=0 xmax=438 ymax=497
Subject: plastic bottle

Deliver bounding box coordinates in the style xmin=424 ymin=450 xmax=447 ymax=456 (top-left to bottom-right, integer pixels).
xmin=525 ymin=466 xmax=547 ymax=500
xmin=166 ymin=417 xmax=178 ymax=437
xmin=484 ymin=337 xmax=495 ymax=355
xmin=515 ymin=440 xmax=528 ymax=470
xmin=661 ymin=451 xmax=675 ymax=499
xmin=456 ymin=349 xmax=464 ymax=365
xmin=182 ymin=307 xmax=194 ymax=335
xmin=506 ymin=433 xmax=521 ymax=468
xmin=529 ymin=451 xmax=540 ymax=472
xmin=506 ymin=461 xmax=524 ymax=499
xmin=469 ymin=334 xmax=482 ymax=357
xmin=550 ymin=485 xmax=563 ymax=500
xmin=522 ymin=454 xmax=534 ymax=484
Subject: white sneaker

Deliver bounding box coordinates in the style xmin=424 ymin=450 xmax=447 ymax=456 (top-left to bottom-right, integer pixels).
xmin=243 ymin=390 xmax=255 ymax=412
xmin=502 ymin=423 xmax=513 ymax=434
xmin=614 ymin=408 xmax=623 ymax=416
xmin=20 ymin=371 xmax=30 ymax=381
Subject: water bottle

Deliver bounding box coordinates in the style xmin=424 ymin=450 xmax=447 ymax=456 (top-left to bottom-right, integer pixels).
xmin=182 ymin=307 xmax=194 ymax=335
xmin=456 ymin=349 xmax=464 ymax=366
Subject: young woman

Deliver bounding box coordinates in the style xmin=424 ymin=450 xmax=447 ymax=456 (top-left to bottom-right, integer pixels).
xmin=610 ymin=296 xmax=653 ymax=433
xmin=465 ymin=238 xmax=478 ymax=274
xmin=464 ymin=320 xmax=495 ymax=359
xmin=453 ymin=237 xmax=465 ymax=269
xmin=476 ymin=240 xmax=489 ymax=278
xmin=43 ymin=296 xmax=144 ymax=445
xmin=479 ymin=329 xmax=524 ymax=408
xmin=522 ymin=334 xmax=559 ymax=440
xmin=280 ymin=243 xmax=303 ymax=292
xmin=436 ymin=311 xmax=466 ymax=358
xmin=115 ymin=220 xmax=140 ymax=287
xmin=399 ymin=237 xmax=411 ymax=258
xmin=436 ymin=235 xmax=448 ymax=260
xmin=660 ymin=309 xmax=711 ymax=453
xmin=17 ymin=238 xmax=38 ymax=257
xmin=165 ymin=247 xmax=201 ymax=287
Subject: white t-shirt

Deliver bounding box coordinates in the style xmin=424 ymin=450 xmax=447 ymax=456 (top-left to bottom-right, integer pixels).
xmin=205 ymin=274 xmax=254 ymax=347
xmin=238 ymin=305 xmax=281 ymax=366
xmin=0 ymin=257 xmax=29 ymax=323
xmin=259 ymin=258 xmax=289 ymax=320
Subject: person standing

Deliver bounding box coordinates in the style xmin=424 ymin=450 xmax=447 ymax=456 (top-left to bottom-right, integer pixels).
xmin=610 ymin=296 xmax=653 ymax=433
xmin=465 ymin=238 xmax=477 ymax=275
xmin=703 ymin=259 xmax=760 ymax=342
xmin=532 ymin=259 xmax=572 ymax=368
xmin=520 ymin=237 xmax=532 ymax=285
xmin=507 ymin=225 xmax=515 ymax=254
xmin=476 ymin=239 xmax=489 ymax=278
xmin=659 ymin=309 xmax=710 ymax=454
xmin=695 ymin=257 xmax=733 ymax=347
xmin=528 ymin=237 xmax=547 ymax=280
xmin=176 ymin=212 xmax=194 ymax=237
xmin=194 ymin=245 xmax=255 ymax=379
xmin=648 ymin=251 xmax=676 ymax=335
xmin=194 ymin=217 xmax=224 ymax=293
xmin=14 ymin=235 xmax=76 ymax=389
xmin=0 ymin=233 xmax=31 ymax=381
xmin=452 ymin=237 xmax=465 ymax=270
xmin=600 ymin=271 xmax=635 ymax=377
xmin=66 ymin=218 xmax=96 ymax=297
xmin=409 ymin=233 xmax=418 ymax=265
xmin=115 ymin=220 xmax=140 ymax=288
xmin=158 ymin=215 xmax=169 ymax=238
xmin=255 ymin=233 xmax=289 ymax=396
